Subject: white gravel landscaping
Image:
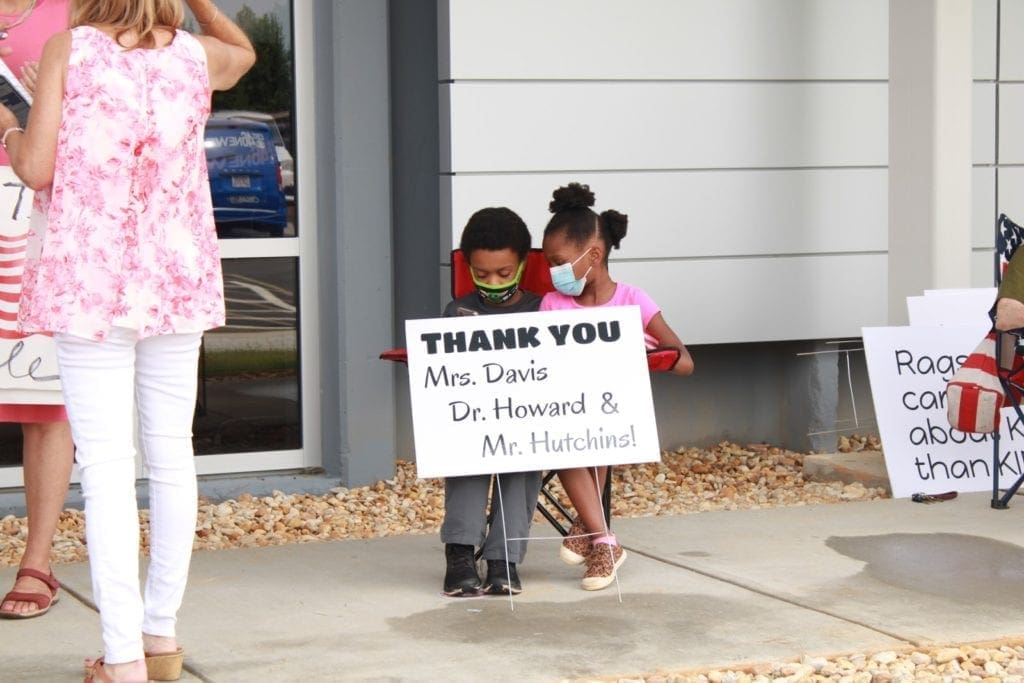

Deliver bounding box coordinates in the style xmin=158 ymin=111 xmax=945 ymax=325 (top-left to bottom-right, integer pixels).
xmin=0 ymin=437 xmax=888 ymax=568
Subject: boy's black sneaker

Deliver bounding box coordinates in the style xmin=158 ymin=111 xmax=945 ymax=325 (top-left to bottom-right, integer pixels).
xmin=443 ymin=544 xmax=482 ymax=597
xmin=483 ymin=559 xmax=522 ymax=595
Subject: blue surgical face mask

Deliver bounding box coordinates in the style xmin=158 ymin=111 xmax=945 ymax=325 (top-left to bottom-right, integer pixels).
xmin=549 ymin=248 xmax=593 ymax=297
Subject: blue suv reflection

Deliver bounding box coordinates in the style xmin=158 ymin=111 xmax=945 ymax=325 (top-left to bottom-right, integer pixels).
xmin=204 ymin=117 xmax=287 ymax=237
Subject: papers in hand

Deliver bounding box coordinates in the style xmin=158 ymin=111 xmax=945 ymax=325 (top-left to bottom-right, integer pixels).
xmin=0 ymin=60 xmax=30 ymax=128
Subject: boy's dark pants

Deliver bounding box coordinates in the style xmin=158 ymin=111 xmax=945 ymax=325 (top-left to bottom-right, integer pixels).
xmin=441 ymin=471 xmax=544 ymax=562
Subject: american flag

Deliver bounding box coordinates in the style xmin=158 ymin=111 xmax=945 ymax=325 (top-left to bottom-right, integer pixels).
xmin=997 ymin=213 xmax=1024 ymax=284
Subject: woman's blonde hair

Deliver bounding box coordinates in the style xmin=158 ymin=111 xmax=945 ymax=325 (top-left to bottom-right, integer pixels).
xmin=69 ymin=0 xmax=184 ymax=47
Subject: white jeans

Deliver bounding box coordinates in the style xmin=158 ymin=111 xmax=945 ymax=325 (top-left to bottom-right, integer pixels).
xmin=56 ymin=327 xmax=202 ymax=664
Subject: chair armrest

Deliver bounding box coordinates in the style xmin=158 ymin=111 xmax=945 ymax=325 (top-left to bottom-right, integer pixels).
xmin=646 ymin=346 xmax=681 ymax=373
xmin=379 ymin=349 xmax=409 ymax=365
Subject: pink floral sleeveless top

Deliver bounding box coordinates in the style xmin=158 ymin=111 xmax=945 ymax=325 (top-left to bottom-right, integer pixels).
xmin=19 ymin=26 xmax=225 ymax=340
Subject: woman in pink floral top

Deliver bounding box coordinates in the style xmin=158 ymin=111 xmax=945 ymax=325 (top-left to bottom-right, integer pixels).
xmin=0 ymin=1 xmax=254 ymax=681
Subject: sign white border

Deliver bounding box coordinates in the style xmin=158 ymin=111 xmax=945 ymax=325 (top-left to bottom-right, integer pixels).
xmin=0 ymin=166 xmax=61 ymax=404
xmin=862 ymin=325 xmax=1018 ymax=498
xmin=906 ymin=288 xmax=995 ymax=330
xmin=406 ymin=306 xmax=660 ymax=478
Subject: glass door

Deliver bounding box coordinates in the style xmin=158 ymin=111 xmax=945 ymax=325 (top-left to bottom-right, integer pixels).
xmin=190 ymin=0 xmax=320 ymax=476
xmin=0 ymin=1 xmax=320 ymax=487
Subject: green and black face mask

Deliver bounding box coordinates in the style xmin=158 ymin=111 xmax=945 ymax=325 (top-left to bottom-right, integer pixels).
xmin=472 ymin=260 xmax=525 ymax=305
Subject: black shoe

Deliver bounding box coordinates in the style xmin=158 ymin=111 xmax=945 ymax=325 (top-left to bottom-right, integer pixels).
xmin=443 ymin=544 xmax=482 ymax=597
xmin=483 ymin=559 xmax=522 ymax=595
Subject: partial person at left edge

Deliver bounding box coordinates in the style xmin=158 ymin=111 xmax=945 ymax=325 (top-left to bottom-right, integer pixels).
xmin=0 ymin=0 xmax=255 ymax=681
xmin=0 ymin=0 xmax=74 ymax=622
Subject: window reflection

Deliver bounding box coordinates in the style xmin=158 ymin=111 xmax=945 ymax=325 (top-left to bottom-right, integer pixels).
xmin=194 ymin=258 xmax=301 ymax=455
xmin=0 ymin=259 xmax=302 ymax=466
xmin=1 ymin=4 xmax=300 ymax=469
xmin=190 ymin=1 xmax=296 ymax=238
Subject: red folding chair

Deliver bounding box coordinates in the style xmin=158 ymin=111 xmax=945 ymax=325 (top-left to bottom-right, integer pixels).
xmin=381 ymin=248 xmax=682 ymax=533
xmin=379 ymin=249 xmax=555 ymax=364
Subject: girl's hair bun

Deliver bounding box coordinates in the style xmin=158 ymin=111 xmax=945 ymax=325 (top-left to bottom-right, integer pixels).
xmin=600 ymin=209 xmax=628 ymax=249
xmin=549 ymin=182 xmax=595 ymax=214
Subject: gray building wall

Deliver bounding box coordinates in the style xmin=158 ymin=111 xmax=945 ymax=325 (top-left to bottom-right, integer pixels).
xmin=649 ymin=341 xmax=874 ymax=454
xmin=0 ymin=1 xmax=884 ymax=517
xmin=383 ymin=1 xmax=865 ymax=464
xmin=384 ymin=1 xmax=866 ymax=465
xmin=315 ymin=1 xmax=396 ymax=486
xmin=389 ymin=0 xmax=442 ymax=461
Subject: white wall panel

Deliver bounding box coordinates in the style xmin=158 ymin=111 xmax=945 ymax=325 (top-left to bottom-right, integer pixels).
xmin=976 ymin=166 xmax=1024 ymax=287
xmin=437 ymin=1 xmax=990 ymax=344
xmin=443 ymin=0 xmax=887 ymax=81
xmin=1001 ymin=0 xmax=1024 ymax=79
xmin=610 ymin=255 xmax=887 ymax=345
xmin=997 ymin=167 xmax=1024 ymax=225
xmin=973 ymin=167 xmax=996 ymax=249
xmin=972 ymin=0 xmax=1000 ymax=290
xmin=444 ymin=82 xmax=887 ymax=173
xmin=445 ymin=169 xmax=887 ymax=258
xmin=443 ymin=0 xmax=998 ymax=81
xmin=974 ymin=0 xmax=998 ymax=80
xmin=974 ymin=83 xmax=996 ymax=165
xmin=438 ymin=255 xmax=886 ymax=344
xmin=999 ymin=85 xmax=1024 ymax=163
xmin=972 ymin=249 xmax=996 ymax=288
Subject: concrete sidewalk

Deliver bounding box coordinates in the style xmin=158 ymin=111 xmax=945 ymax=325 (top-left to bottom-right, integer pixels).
xmin=4 ymin=492 xmax=1024 ymax=682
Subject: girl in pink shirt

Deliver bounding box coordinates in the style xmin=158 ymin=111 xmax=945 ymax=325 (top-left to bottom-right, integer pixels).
xmin=539 ymin=182 xmax=693 ymax=591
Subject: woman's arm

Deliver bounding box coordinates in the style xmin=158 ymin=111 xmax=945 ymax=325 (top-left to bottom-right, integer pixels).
xmin=186 ymin=0 xmax=256 ymax=91
xmin=646 ymin=312 xmax=695 ymax=376
xmin=995 ymin=298 xmax=1024 ymax=331
xmin=0 ymin=31 xmax=69 ymax=190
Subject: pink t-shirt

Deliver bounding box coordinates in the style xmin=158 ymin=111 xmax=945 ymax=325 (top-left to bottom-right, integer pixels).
xmin=0 ymin=0 xmax=70 ymax=166
xmin=540 ymin=282 xmax=663 ymax=348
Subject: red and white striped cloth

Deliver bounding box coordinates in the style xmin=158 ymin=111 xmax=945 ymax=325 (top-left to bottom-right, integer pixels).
xmin=0 ymin=223 xmax=65 ymax=421
xmin=947 ymin=332 xmax=1004 ymax=434
xmin=0 ymin=228 xmax=28 ymax=340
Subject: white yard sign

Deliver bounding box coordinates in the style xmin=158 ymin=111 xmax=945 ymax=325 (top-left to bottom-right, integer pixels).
xmin=862 ymin=325 xmax=1020 ymax=498
xmin=0 ymin=166 xmax=61 ymax=404
xmin=906 ymin=288 xmax=996 ymax=331
xmin=406 ymin=306 xmax=660 ymax=478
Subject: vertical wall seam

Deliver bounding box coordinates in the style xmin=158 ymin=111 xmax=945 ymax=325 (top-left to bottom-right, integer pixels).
xmin=994 ymin=0 xmax=1002 ymax=285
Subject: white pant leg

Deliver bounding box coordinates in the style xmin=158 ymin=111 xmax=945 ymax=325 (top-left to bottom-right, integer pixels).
xmin=55 ymin=328 xmax=144 ymax=664
xmin=135 ymin=331 xmax=201 ymax=638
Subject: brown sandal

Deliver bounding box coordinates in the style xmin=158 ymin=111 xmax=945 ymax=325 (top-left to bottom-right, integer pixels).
xmin=0 ymin=567 xmax=60 ymax=619
xmin=145 ymin=648 xmax=184 ymax=681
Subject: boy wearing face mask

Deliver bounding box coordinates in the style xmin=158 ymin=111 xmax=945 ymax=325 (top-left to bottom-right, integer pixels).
xmin=440 ymin=207 xmax=544 ymax=596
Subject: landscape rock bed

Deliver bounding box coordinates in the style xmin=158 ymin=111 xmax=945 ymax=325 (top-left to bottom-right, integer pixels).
xmin=579 ymin=642 xmax=1024 ymax=683
xmin=0 ymin=439 xmax=886 ymax=567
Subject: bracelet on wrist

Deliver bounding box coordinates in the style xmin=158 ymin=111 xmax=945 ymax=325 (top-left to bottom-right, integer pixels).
xmin=198 ymin=6 xmax=219 ymax=25
xmin=1 ymin=126 xmax=24 ymax=149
